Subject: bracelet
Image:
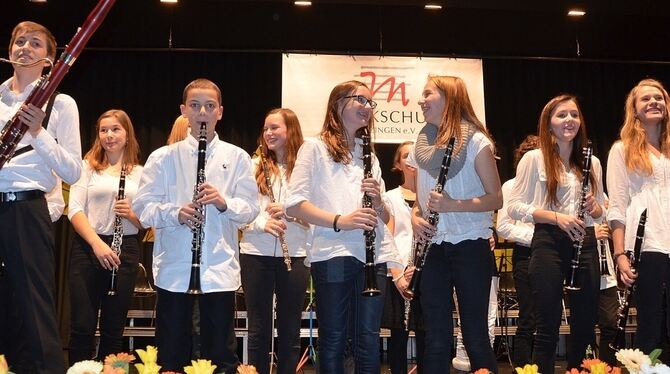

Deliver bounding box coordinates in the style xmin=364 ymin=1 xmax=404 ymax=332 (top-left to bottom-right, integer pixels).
xmin=374 ymin=202 xmax=386 ymax=215
xmin=333 ymin=214 xmax=341 ymax=232
xmin=614 ymin=252 xmax=627 ymax=261
xmin=392 ymin=274 xmax=404 ymax=283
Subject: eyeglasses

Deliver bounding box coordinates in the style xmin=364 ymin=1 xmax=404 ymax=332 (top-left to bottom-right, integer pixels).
xmin=342 ymin=95 xmax=377 ymax=109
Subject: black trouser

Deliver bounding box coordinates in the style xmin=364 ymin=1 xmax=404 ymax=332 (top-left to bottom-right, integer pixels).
xmin=156 ymin=287 xmax=239 ymax=374
xmin=240 ymin=254 xmax=309 ymax=374
xmin=68 ymin=234 xmax=140 ymax=365
xmin=388 ymin=328 xmax=425 ymax=374
xmin=597 ymin=286 xmax=618 ymax=366
xmin=0 ymin=196 xmax=64 ymax=374
xmin=512 ymin=243 xmax=535 ymax=367
xmin=529 ymin=224 xmax=599 ymax=373
xmin=635 ymin=251 xmax=670 ymax=354
xmin=420 ymin=239 xmax=497 ymax=373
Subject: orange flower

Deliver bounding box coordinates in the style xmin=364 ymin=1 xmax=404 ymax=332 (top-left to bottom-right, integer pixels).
xmin=581 ymin=358 xmax=603 ymax=370
xmin=473 ymin=369 xmax=490 ymax=374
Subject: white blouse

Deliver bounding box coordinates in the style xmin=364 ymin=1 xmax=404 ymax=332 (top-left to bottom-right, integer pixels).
xmin=68 ymin=161 xmax=143 ymax=236
xmin=386 ymin=187 xmax=414 ymax=267
xmin=240 ymin=158 xmax=309 ymax=257
xmin=507 ymin=149 xmax=605 ymax=228
xmin=606 ymin=141 xmax=670 ymax=255
xmin=497 ymin=178 xmax=534 ymax=247
xmin=284 ymin=138 xmax=401 ymax=268
xmin=407 ymin=131 xmax=494 ymax=245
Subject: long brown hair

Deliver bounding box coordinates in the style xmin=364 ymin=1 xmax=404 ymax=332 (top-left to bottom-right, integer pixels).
xmin=429 ymin=76 xmax=494 ymax=154
xmin=537 ymin=95 xmax=596 ymax=207
xmin=620 ymin=78 xmax=670 ymax=175
xmin=84 ymin=109 xmax=140 ymax=173
xmin=391 ymin=141 xmax=414 ymax=184
xmin=320 ymin=80 xmax=374 ymax=164
xmin=255 ymin=108 xmax=304 ymax=197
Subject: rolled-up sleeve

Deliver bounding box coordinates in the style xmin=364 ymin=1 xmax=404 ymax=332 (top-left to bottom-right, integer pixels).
xmin=507 ymin=152 xmax=538 ymax=223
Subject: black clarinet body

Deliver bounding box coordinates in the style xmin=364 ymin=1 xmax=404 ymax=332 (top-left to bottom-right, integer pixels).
xmin=406 ymin=137 xmax=456 ymax=298
xmin=361 ymin=128 xmax=381 ymax=297
xmin=107 ymin=164 xmax=127 ymax=296
xmin=565 ymin=140 xmax=593 ymax=291
xmin=259 ymin=144 xmax=292 ymax=271
xmin=610 ymin=209 xmax=647 ymax=350
xmin=187 ymin=122 xmax=207 ymax=295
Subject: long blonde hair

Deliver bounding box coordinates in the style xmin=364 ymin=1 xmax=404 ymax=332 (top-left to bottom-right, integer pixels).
xmin=167 ymin=115 xmax=190 ymax=145
xmin=429 ymin=76 xmax=494 ymax=155
xmin=319 ymin=80 xmax=374 ymax=164
xmin=84 ymin=109 xmax=140 ymax=173
xmin=620 ymin=78 xmax=670 ymax=175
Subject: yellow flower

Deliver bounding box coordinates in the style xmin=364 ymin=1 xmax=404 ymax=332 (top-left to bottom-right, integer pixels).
xmin=0 ymin=355 xmax=8 ymax=374
xmin=134 ymin=361 xmax=161 ymax=374
xmin=515 ymin=364 xmax=539 ymax=374
xmin=184 ymin=359 xmax=217 ymax=374
xmin=588 ymin=362 xmax=609 ymax=374
xmin=135 ymin=346 xmax=158 ymax=365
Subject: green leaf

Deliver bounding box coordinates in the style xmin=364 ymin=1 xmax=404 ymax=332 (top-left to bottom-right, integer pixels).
xmin=649 ymin=348 xmax=663 ymax=365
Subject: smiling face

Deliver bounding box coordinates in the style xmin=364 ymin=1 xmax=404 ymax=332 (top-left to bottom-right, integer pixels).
xmin=339 ymin=85 xmax=374 ymax=138
xmin=549 ymin=100 xmax=581 ymax=145
xmin=634 ymin=85 xmax=667 ymax=126
xmin=418 ymin=80 xmax=446 ymax=125
xmin=98 ymin=116 xmax=127 ymax=158
xmin=180 ymin=87 xmax=223 ymax=140
xmin=263 ymin=112 xmax=288 ymax=154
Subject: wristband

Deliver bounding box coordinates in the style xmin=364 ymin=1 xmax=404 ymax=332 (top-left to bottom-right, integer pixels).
xmin=333 ymin=214 xmax=341 ymax=232
xmin=392 ymin=274 xmax=404 ymax=283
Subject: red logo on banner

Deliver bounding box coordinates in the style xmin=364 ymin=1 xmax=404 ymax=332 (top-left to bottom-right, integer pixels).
xmin=360 ymin=71 xmax=410 ymax=106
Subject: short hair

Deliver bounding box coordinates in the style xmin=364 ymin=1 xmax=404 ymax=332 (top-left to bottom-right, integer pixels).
xmin=182 ymin=78 xmax=222 ymax=105
xmin=9 ymin=21 xmax=57 ymax=61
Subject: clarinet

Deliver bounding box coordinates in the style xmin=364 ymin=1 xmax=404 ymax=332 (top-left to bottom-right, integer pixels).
xmin=565 ymin=140 xmax=593 ymax=291
xmin=404 ymin=236 xmax=417 ymax=331
xmin=599 ymin=236 xmax=612 ymax=276
xmin=259 ymin=144 xmax=292 ymax=271
xmin=107 ymin=164 xmax=127 ymax=296
xmin=187 ymin=122 xmax=207 ymax=295
xmin=0 ymin=0 xmax=116 ymax=170
xmin=361 ymin=128 xmax=381 ymax=297
xmin=610 ymin=209 xmax=647 ymax=350
xmin=406 ymin=137 xmax=456 ymax=298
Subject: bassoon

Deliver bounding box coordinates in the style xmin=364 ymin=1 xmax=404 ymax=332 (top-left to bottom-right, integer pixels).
xmin=0 ymin=0 xmax=117 ymax=170
xmin=610 ymin=209 xmax=647 ymax=350
xmin=406 ymin=137 xmax=456 ymax=297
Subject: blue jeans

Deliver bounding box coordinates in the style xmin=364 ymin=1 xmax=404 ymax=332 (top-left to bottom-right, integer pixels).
xmin=419 ymin=239 xmax=497 ymax=374
xmin=311 ymin=256 xmax=387 ymax=374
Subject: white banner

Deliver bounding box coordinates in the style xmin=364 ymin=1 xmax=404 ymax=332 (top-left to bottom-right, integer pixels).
xmin=282 ymin=54 xmax=485 ymax=144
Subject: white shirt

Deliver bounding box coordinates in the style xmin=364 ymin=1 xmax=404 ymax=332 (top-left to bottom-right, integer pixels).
xmin=607 ymin=141 xmax=670 ymax=255
xmin=386 ymin=187 xmax=414 ymax=267
xmin=133 ymin=134 xmax=259 ymax=293
xmin=408 ymin=131 xmax=494 ymax=245
xmin=284 ymin=138 xmax=401 ymax=268
xmin=0 ymin=78 xmax=82 ymax=191
xmin=497 ymin=178 xmax=534 ymax=247
xmin=507 ymin=149 xmax=605 ymax=227
xmin=68 ymin=161 xmax=143 ymax=236
xmin=46 ymin=179 xmax=64 ymax=222
xmin=240 ymin=158 xmax=309 ymax=257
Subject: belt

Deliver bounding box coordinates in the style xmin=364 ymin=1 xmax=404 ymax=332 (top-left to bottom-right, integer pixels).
xmin=0 ymin=190 xmax=45 ymax=203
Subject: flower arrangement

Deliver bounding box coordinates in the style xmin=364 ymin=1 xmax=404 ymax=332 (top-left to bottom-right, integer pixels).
xmin=66 ymin=360 xmax=104 ymax=374
xmin=0 ymin=355 xmax=14 ymax=374
xmin=616 ymin=349 xmax=668 ymax=374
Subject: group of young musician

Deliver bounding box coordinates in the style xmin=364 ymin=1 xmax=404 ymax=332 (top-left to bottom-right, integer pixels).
xmin=1 ymin=20 xmax=670 ymax=374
